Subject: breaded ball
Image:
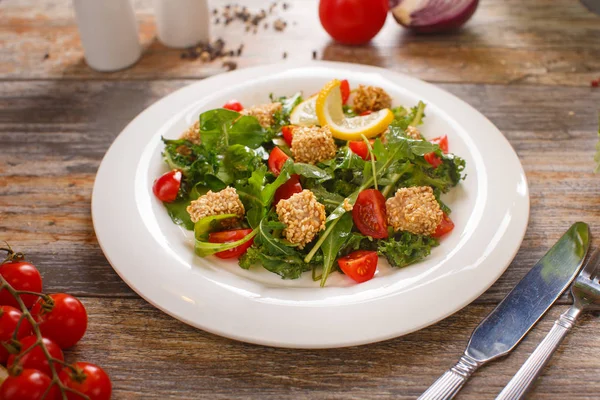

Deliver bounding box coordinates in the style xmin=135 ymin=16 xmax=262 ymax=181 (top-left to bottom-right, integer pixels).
xmin=276 ymin=189 xmax=326 ymax=248
xmin=352 ymin=85 xmax=392 ymax=114
xmin=180 ymin=120 xmax=200 ymax=144
xmin=187 ymin=187 xmax=245 ymax=227
xmin=240 ymin=102 xmax=282 ymax=128
xmin=291 ymin=125 xmax=337 ymax=164
xmin=386 ymin=186 xmax=443 ymax=236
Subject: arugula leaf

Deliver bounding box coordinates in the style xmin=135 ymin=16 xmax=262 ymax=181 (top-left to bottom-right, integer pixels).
xmin=199 ymin=109 xmax=266 ymax=150
xmin=223 ymin=144 xmax=264 ymax=181
xmin=270 ymin=92 xmax=303 ymax=128
xmin=194 ymin=214 xmax=238 ymax=241
xmin=292 ymin=163 xmax=333 ymax=181
xmin=378 ymin=232 xmax=439 ymax=268
xmin=319 ymin=212 xmax=354 ymax=286
xmin=239 ymin=247 xmax=313 ymax=279
xmin=164 ymin=198 xmax=194 ymax=230
xmin=194 ymin=228 xmax=258 ymax=257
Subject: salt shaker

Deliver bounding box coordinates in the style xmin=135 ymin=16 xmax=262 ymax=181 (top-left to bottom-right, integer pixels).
xmin=154 ymin=0 xmax=210 ymax=48
xmin=72 ymin=0 xmax=142 ymax=72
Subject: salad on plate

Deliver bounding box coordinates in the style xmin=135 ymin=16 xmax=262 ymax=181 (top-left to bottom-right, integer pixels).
xmin=152 ymin=79 xmax=466 ymax=286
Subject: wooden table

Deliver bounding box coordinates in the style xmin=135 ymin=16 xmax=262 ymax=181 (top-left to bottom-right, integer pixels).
xmin=1 ymin=0 xmax=599 ymax=398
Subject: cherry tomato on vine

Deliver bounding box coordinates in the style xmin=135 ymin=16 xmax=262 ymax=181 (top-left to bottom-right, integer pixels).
xmin=274 ymin=175 xmax=303 ymax=205
xmin=152 ymin=170 xmax=182 ymax=203
xmin=209 ymin=229 xmax=254 ymax=259
xmin=31 ymin=293 xmax=88 ymax=349
xmin=319 ymin=0 xmax=388 ymax=45
xmin=223 ymin=100 xmax=243 ymax=112
xmin=268 ymin=147 xmax=290 ymax=176
xmin=281 ymin=125 xmax=294 ymax=147
xmin=432 ymin=213 xmax=455 ymax=238
xmin=0 ymin=369 xmax=59 ymax=400
xmin=338 ymin=250 xmax=378 ymax=283
xmin=352 ymin=189 xmax=389 ymax=239
xmin=59 ymin=362 xmax=112 ymax=400
xmin=340 ymin=79 xmax=350 ymax=104
xmin=7 ymin=336 xmax=64 ymax=377
xmin=0 ymin=261 xmax=43 ymax=309
xmin=0 ymin=305 xmax=32 ymax=363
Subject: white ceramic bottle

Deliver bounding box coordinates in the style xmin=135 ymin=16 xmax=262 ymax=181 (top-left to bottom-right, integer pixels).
xmin=72 ymin=0 xmax=142 ymax=72
xmin=154 ymin=0 xmax=210 ymax=48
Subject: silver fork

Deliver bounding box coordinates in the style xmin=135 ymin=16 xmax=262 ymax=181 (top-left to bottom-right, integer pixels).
xmin=496 ymin=249 xmax=600 ymax=400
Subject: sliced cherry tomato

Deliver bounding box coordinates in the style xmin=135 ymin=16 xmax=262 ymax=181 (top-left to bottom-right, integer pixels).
xmin=340 ymin=79 xmax=350 ymax=104
xmin=7 ymin=336 xmax=64 ymax=377
xmin=0 ymin=305 xmax=32 ymax=363
xmin=352 ymin=189 xmax=388 ymax=239
xmin=274 ymin=175 xmax=303 ymax=205
xmin=0 ymin=261 xmax=43 ymax=309
xmin=268 ymin=147 xmax=289 ymax=176
xmin=281 ymin=125 xmax=294 ymax=147
xmin=432 ymin=213 xmax=455 ymax=238
xmin=359 ymin=110 xmax=372 ymax=116
xmin=223 ymin=100 xmax=243 ymax=112
xmin=31 ymin=293 xmax=88 ymax=349
xmin=338 ymin=250 xmax=378 ymax=283
xmin=348 ymin=140 xmax=375 ymax=160
xmin=0 ymin=369 xmax=59 ymax=400
xmin=430 ymin=135 xmax=449 ymax=153
xmin=209 ymin=229 xmax=254 ymax=259
xmin=152 ymin=170 xmax=182 ymax=203
xmin=424 ymin=152 xmax=443 ymax=168
xmin=59 ymin=362 xmax=112 ymax=400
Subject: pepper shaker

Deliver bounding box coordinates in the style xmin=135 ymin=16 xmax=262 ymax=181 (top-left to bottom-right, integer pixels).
xmin=154 ymin=0 xmax=210 ymax=48
xmin=72 ymin=0 xmax=142 ymax=72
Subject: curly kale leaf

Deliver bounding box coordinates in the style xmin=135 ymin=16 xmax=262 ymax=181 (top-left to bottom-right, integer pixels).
xmin=378 ymin=232 xmax=439 ymax=268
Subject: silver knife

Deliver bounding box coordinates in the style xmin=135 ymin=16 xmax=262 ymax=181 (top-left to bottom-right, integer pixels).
xmin=419 ymin=222 xmax=590 ymax=400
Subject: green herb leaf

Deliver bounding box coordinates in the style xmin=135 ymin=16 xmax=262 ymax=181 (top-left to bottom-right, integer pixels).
xmin=199 ymin=109 xmax=266 ymax=150
xmin=164 ymin=198 xmax=194 ymax=230
xmin=194 ymin=228 xmax=258 ymax=257
xmin=378 ymin=232 xmax=438 ymax=268
xmin=194 ymin=214 xmax=238 ymax=241
xmin=320 ymin=212 xmax=354 ymax=286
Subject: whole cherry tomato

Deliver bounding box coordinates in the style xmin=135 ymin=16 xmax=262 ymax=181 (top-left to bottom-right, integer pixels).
xmin=7 ymin=336 xmax=64 ymax=377
xmin=0 ymin=261 xmax=43 ymax=309
xmin=31 ymin=293 xmax=88 ymax=349
xmin=338 ymin=250 xmax=378 ymax=283
xmin=152 ymin=170 xmax=182 ymax=203
xmin=0 ymin=369 xmax=59 ymax=400
xmin=319 ymin=0 xmax=388 ymax=45
xmin=209 ymin=229 xmax=255 ymax=259
xmin=352 ymin=189 xmax=389 ymax=239
xmin=0 ymin=305 xmax=32 ymax=363
xmin=223 ymin=100 xmax=243 ymax=112
xmin=268 ymin=147 xmax=290 ymax=176
xmin=59 ymin=362 xmax=112 ymax=400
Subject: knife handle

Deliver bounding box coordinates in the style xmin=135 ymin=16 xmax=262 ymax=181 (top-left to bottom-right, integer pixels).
xmin=496 ymin=307 xmax=580 ymax=400
xmin=419 ymin=355 xmax=481 ymax=400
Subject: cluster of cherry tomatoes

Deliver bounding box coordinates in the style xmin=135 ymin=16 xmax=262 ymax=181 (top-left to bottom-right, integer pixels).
xmin=0 ymin=254 xmax=111 ymax=400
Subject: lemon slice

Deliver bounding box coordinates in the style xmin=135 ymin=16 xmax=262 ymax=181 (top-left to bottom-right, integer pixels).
xmin=289 ymin=94 xmax=319 ymax=126
xmin=315 ymin=79 xmax=394 ymax=141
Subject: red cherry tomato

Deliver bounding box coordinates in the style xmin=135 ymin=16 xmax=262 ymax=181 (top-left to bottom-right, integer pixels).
xmin=209 ymin=229 xmax=254 ymax=259
xmin=338 ymin=250 xmax=378 ymax=283
xmin=424 ymin=152 xmax=443 ymax=168
xmin=30 ymin=294 xmax=88 ymax=349
xmin=340 ymin=79 xmax=350 ymax=104
xmin=268 ymin=147 xmax=290 ymax=176
xmin=7 ymin=336 xmax=64 ymax=377
xmin=0 ymin=369 xmax=59 ymax=400
xmin=432 ymin=213 xmax=455 ymax=238
xmin=0 ymin=261 xmax=43 ymax=309
xmin=319 ymin=0 xmax=388 ymax=45
xmin=359 ymin=110 xmax=373 ymax=116
xmin=430 ymin=135 xmax=449 ymax=154
xmin=281 ymin=125 xmax=294 ymax=147
xmin=152 ymin=170 xmax=182 ymax=203
xmin=348 ymin=140 xmax=375 ymax=160
xmin=223 ymin=100 xmax=243 ymax=112
xmin=0 ymin=305 xmax=33 ymax=363
xmin=352 ymin=189 xmax=388 ymax=239
xmin=274 ymin=175 xmax=303 ymax=205
xmin=59 ymin=362 xmax=112 ymax=400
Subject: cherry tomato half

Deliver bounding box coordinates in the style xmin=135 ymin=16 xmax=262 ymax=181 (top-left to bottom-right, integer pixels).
xmin=432 ymin=213 xmax=455 ymax=238
xmin=209 ymin=229 xmax=254 ymax=259
xmin=0 ymin=261 xmax=43 ymax=309
xmin=0 ymin=369 xmax=59 ymax=400
xmin=152 ymin=170 xmax=182 ymax=203
xmin=319 ymin=0 xmax=388 ymax=45
xmin=348 ymin=140 xmax=375 ymax=161
xmin=340 ymin=79 xmax=350 ymax=104
xmin=268 ymin=147 xmax=290 ymax=176
xmin=0 ymin=305 xmax=32 ymax=363
xmin=359 ymin=110 xmax=373 ymax=116
xmin=430 ymin=135 xmax=449 ymax=154
xmin=274 ymin=175 xmax=303 ymax=205
xmin=59 ymin=362 xmax=112 ymax=400
xmin=223 ymin=100 xmax=243 ymax=112
xmin=338 ymin=250 xmax=378 ymax=283
xmin=7 ymin=336 xmax=64 ymax=377
xmin=281 ymin=126 xmax=294 ymax=147
xmin=352 ymin=189 xmax=388 ymax=239
xmin=31 ymin=293 xmax=88 ymax=349
xmin=424 ymin=152 xmax=443 ymax=168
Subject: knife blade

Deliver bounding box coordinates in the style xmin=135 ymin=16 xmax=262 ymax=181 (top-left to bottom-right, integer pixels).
xmin=419 ymin=221 xmax=590 ymax=400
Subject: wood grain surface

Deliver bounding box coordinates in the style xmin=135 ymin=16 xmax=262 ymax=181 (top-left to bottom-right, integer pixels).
xmin=1 ymin=0 xmax=599 ymax=398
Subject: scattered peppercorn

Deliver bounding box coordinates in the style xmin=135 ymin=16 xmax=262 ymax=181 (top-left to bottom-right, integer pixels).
xmin=283 ymin=52 xmax=287 ymax=59
xmin=222 ymin=60 xmax=238 ymax=71
xmin=43 ymin=53 xmax=50 ymax=60
xmin=312 ymin=50 xmax=317 ymax=60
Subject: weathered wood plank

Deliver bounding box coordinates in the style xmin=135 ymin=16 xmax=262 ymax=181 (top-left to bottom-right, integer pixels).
xmin=1 ymin=0 xmax=599 ymax=85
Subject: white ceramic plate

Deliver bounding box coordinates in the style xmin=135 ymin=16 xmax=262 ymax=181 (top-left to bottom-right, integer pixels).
xmin=92 ymin=62 xmax=529 ymax=348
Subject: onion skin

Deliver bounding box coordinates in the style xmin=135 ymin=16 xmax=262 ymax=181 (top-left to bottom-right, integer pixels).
xmin=390 ymin=0 xmax=479 ymax=33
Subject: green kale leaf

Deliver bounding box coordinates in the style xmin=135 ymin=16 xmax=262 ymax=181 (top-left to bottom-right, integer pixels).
xmin=378 ymin=232 xmax=439 ymax=268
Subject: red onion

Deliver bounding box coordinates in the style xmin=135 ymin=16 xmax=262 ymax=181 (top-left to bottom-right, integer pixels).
xmin=389 ymin=0 xmax=479 ymax=33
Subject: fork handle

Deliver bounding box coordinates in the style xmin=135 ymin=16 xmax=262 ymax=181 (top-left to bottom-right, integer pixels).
xmin=419 ymin=354 xmax=481 ymax=400
xmin=496 ymin=306 xmax=582 ymax=400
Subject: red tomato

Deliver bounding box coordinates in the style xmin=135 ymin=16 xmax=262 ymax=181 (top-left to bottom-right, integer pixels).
xmin=274 ymin=175 xmax=303 ymax=205
xmin=152 ymin=170 xmax=182 ymax=203
xmin=348 ymin=140 xmax=375 ymax=160
xmin=7 ymin=336 xmax=64 ymax=377
xmin=338 ymin=250 xmax=378 ymax=283
xmin=340 ymin=79 xmax=350 ymax=104
xmin=352 ymin=189 xmax=388 ymax=239
xmin=268 ymin=147 xmax=290 ymax=176
xmin=281 ymin=125 xmax=294 ymax=147
xmin=30 ymin=294 xmax=88 ymax=349
xmin=432 ymin=213 xmax=455 ymax=238
xmin=0 ymin=369 xmax=59 ymax=400
xmin=59 ymin=362 xmax=112 ymax=400
xmin=424 ymin=152 xmax=443 ymax=168
xmin=359 ymin=110 xmax=373 ymax=116
xmin=0 ymin=261 xmax=43 ymax=309
xmin=319 ymin=0 xmax=388 ymax=45
xmin=223 ymin=100 xmax=243 ymax=112
xmin=209 ymin=229 xmax=254 ymax=259
xmin=0 ymin=305 xmax=33 ymax=363
xmin=430 ymin=135 xmax=449 ymax=154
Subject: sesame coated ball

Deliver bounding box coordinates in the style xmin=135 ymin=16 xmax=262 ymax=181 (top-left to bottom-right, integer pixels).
xmin=352 ymin=85 xmax=392 ymax=114
xmin=187 ymin=187 xmax=245 ymax=227
xmin=386 ymin=186 xmax=443 ymax=236
xmin=240 ymin=102 xmax=282 ymax=128
xmin=276 ymin=189 xmax=326 ymax=248
xmin=290 ymin=125 xmax=337 ymax=165
xmin=180 ymin=120 xmax=200 ymax=144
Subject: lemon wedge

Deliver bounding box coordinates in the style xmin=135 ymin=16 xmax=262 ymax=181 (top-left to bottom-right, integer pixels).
xmin=289 ymin=94 xmax=319 ymax=126
xmin=315 ymin=79 xmax=394 ymax=141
